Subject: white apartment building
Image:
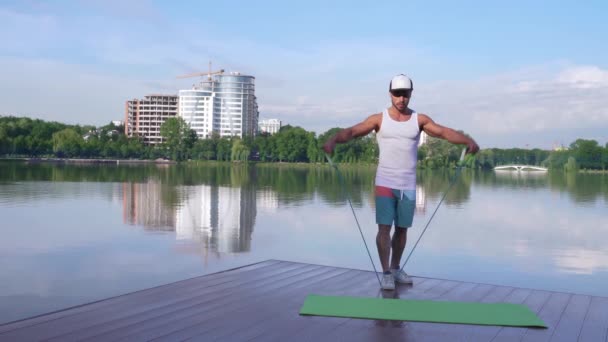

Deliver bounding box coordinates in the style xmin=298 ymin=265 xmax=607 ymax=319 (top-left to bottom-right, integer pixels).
xmin=258 ymin=118 xmax=282 ymax=135
xmin=418 ymin=130 xmax=428 ymax=147
xmin=125 ymin=95 xmax=178 ymax=145
xmin=179 ymin=73 xmax=259 ymax=139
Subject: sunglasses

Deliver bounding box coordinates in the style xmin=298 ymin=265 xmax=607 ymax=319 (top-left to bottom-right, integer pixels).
xmin=390 ymin=89 xmax=412 ymax=98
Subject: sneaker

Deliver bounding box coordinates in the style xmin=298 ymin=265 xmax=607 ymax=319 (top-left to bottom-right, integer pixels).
xmin=391 ymin=268 xmax=413 ymax=284
xmin=381 ymin=273 xmax=395 ymax=290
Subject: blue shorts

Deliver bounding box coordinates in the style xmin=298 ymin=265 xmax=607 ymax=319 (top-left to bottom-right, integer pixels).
xmin=375 ymin=186 xmax=416 ymax=228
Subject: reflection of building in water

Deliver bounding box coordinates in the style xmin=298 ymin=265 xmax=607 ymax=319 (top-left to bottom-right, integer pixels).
xmin=175 ymin=185 xmax=256 ymax=253
xmin=121 ymin=181 xmax=256 ymax=254
xmin=415 ymin=184 xmax=426 ymax=214
xmin=122 ymin=181 xmax=175 ymax=230
xmin=257 ymin=189 xmax=279 ymax=212
xmin=494 ymin=170 xmax=548 ymax=178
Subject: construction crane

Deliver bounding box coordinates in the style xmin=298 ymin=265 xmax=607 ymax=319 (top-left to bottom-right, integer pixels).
xmin=176 ymin=61 xmax=225 ymax=80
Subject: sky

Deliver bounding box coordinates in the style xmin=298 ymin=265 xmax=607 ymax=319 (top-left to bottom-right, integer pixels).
xmin=1 ymin=0 xmax=607 ymax=149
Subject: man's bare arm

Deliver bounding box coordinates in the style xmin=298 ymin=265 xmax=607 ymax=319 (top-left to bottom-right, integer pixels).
xmin=323 ymin=114 xmax=381 ymax=154
xmin=418 ymin=113 xmax=480 ymax=154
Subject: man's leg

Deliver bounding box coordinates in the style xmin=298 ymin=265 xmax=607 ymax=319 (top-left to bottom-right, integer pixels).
xmin=375 ymin=185 xmax=398 ymax=290
xmin=390 ymin=189 xmax=416 ymax=284
xmin=390 ymin=227 xmax=408 ymax=269
xmin=376 ymin=224 xmax=392 ymax=272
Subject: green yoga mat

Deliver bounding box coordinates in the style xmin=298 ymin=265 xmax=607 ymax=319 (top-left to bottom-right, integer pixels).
xmin=300 ymin=295 xmax=547 ymax=328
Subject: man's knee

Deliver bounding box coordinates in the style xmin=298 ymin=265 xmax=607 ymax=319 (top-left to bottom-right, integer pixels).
xmin=378 ymin=224 xmax=392 ymax=236
xmin=394 ymin=227 xmax=408 ymax=235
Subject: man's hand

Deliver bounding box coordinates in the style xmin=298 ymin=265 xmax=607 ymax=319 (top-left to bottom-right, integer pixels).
xmin=323 ymin=138 xmax=336 ymax=154
xmin=466 ymin=139 xmax=480 ymax=154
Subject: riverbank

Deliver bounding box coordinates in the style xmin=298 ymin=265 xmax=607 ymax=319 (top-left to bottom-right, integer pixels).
xmin=3 ymin=157 xmax=176 ymax=165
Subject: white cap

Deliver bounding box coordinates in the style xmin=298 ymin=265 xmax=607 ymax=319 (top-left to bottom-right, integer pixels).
xmin=389 ymin=74 xmax=413 ymax=91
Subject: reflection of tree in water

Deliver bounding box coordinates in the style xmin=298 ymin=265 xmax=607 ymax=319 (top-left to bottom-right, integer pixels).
xmin=254 ymin=164 xmax=470 ymax=209
xmin=3 ymin=161 xmax=607 ymax=230
xmin=254 ymin=165 xmax=316 ymax=204
xmin=480 ymin=169 xmax=549 ymax=189
xmin=312 ymin=165 xmax=375 ymax=208
xmin=553 ymin=171 xmax=608 ymax=204
xmin=417 ymin=169 xmax=471 ymax=206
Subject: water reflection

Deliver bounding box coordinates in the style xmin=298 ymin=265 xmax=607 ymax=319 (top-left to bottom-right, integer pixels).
xmin=1 ymin=161 xmax=608 ymax=324
xmin=121 ymin=180 xmax=257 ymax=254
xmin=175 ymin=185 xmax=256 ymax=253
xmin=122 ymin=181 xmax=176 ymax=230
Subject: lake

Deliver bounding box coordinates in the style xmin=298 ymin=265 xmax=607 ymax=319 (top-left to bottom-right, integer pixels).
xmin=0 ymin=161 xmax=607 ymax=324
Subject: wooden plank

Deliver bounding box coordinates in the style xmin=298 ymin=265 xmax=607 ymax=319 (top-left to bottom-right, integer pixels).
xmin=47 ymin=262 xmax=322 ymax=342
xmin=550 ymin=294 xmax=592 ymax=342
xmin=250 ymin=272 xmax=393 ymax=342
xmin=577 ymin=296 xmax=608 ymax=342
xmin=1 ymin=260 xmax=606 ymax=342
xmin=219 ymin=270 xmax=376 ymax=341
xmin=0 ymin=259 xmax=280 ymax=334
xmin=186 ymin=268 xmax=372 ymax=341
xmin=232 ymin=272 xmax=427 ymax=341
xmin=146 ymin=266 xmax=352 ymax=341
xmin=491 ymin=289 xmax=552 ymax=342
xmin=520 ymin=292 xmax=571 ymax=342
xmin=0 ymin=261 xmax=314 ymax=341
xmin=103 ymin=265 xmax=340 ymax=341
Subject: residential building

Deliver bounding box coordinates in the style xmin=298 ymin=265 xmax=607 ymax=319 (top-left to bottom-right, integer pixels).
xmin=418 ymin=130 xmax=428 ymax=147
xmin=125 ymin=95 xmax=178 ymax=145
xmin=179 ymin=72 xmax=258 ymax=139
xmin=258 ymin=118 xmax=282 ymax=135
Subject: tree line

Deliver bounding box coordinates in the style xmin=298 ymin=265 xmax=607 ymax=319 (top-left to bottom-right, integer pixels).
xmin=1 ymin=116 xmax=607 ymax=170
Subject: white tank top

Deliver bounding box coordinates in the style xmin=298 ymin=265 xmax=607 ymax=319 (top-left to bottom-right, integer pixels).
xmin=375 ymin=109 xmax=420 ymax=190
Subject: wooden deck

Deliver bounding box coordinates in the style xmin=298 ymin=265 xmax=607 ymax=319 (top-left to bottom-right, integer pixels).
xmin=1 ymin=260 xmax=607 ymax=341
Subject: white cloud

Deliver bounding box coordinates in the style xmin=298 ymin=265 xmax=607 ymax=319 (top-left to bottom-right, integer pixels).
xmin=1 ymin=4 xmax=606 ymax=147
xmin=554 ymin=249 xmax=608 ymax=275
xmin=557 ymin=66 xmax=608 ymax=89
xmin=415 ymin=188 xmax=608 ymax=277
xmin=411 ymin=63 xmax=608 ymax=147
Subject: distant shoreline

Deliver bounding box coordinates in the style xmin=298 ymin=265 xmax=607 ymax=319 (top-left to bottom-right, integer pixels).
xmin=2 ymin=157 xmax=176 ymax=165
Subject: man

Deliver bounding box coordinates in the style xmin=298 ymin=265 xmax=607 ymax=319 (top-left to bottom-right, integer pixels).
xmin=323 ymin=74 xmax=479 ymax=290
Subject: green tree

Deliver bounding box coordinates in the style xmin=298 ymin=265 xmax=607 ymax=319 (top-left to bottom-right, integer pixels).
xmin=216 ymin=137 xmax=232 ymax=161
xmin=52 ymin=128 xmax=83 ymax=157
xmin=160 ymin=117 xmax=196 ymax=161
xmin=570 ymin=139 xmax=603 ymax=169
xmin=274 ymin=126 xmax=311 ymax=162
xmin=564 ymin=156 xmax=578 ymax=172
xmin=317 ymin=127 xmax=367 ymax=163
xmin=192 ymin=139 xmax=217 ymax=160
xmin=603 ymin=143 xmax=608 ymax=170
xmin=0 ymin=126 xmax=9 ymax=155
xmin=231 ymin=138 xmax=250 ymax=162
xmin=306 ymin=132 xmax=322 ymax=163
xmin=253 ymin=133 xmax=275 ymax=161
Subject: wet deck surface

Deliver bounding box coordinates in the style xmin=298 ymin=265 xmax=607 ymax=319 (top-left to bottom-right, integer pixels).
xmin=1 ymin=260 xmax=607 ymax=341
